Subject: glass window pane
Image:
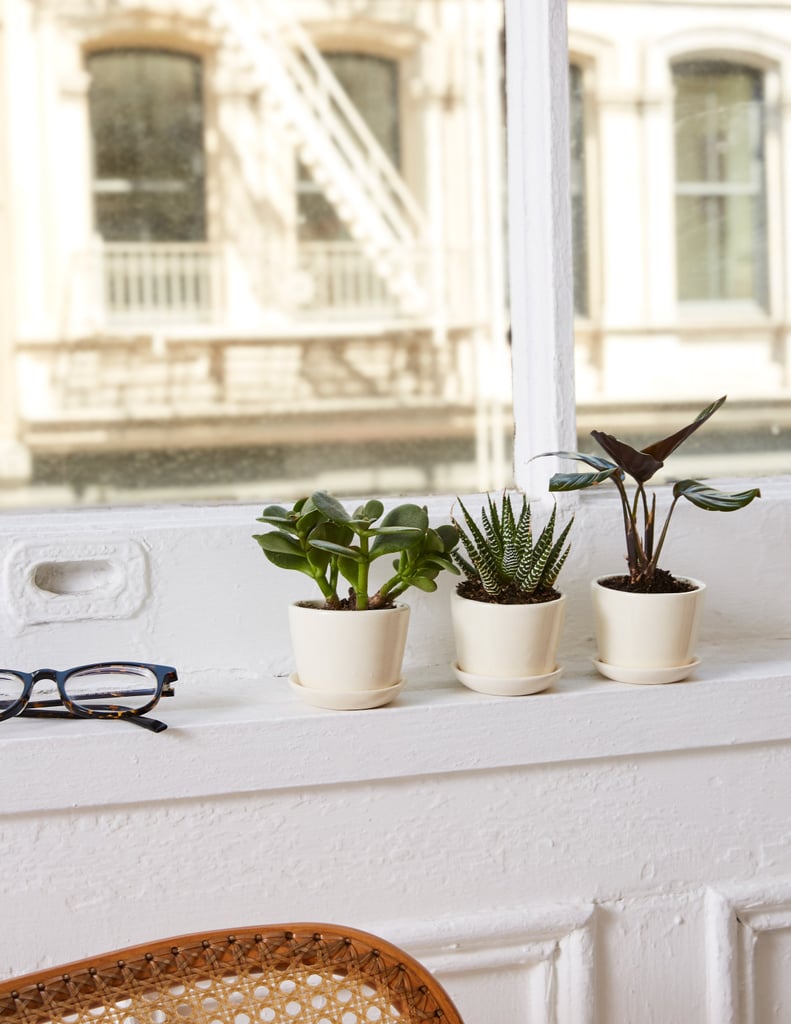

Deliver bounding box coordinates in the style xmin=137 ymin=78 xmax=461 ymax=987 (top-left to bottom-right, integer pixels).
xmin=676 ymin=194 xmax=765 ymax=302
xmin=674 ymin=62 xmax=766 ymax=306
xmin=569 ymin=2 xmax=786 ymax=478
xmin=326 ymin=53 xmax=401 ymax=167
xmin=0 ymin=1 xmax=511 ymax=508
xmin=89 ymin=50 xmax=206 ymax=242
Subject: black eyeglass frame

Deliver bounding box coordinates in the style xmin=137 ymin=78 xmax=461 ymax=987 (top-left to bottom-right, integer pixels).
xmin=0 ymin=662 xmax=177 ymax=733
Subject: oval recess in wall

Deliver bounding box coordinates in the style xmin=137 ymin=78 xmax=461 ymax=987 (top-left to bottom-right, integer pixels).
xmin=33 ymin=559 xmax=120 ymax=596
xmin=2 ymin=539 xmax=149 ymax=628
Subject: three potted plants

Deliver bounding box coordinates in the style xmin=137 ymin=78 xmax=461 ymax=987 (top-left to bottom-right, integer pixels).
xmin=536 ymin=396 xmax=761 ymax=683
xmin=254 ymin=490 xmax=458 ymax=709
xmin=449 ymin=493 xmax=573 ymax=695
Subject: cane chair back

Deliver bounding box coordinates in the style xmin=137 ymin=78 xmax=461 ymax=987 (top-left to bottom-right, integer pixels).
xmin=0 ymin=925 xmax=464 ymax=1024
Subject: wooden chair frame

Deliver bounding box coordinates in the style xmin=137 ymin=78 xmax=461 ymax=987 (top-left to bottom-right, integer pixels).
xmin=0 ymin=924 xmax=464 ymax=1023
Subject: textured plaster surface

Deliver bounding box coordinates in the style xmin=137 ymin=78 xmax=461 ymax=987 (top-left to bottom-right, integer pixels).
xmin=0 ymin=484 xmax=789 ymax=1021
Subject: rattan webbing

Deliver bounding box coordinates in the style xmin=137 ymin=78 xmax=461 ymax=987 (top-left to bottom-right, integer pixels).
xmin=0 ymin=925 xmax=464 ymax=1024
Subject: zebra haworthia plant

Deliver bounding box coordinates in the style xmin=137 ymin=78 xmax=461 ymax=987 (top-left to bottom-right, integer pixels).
xmin=533 ymin=395 xmax=761 ymax=591
xmin=451 ymin=493 xmax=573 ymax=602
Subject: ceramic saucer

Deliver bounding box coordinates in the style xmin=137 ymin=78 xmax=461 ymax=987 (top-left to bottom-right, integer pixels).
xmin=593 ymin=657 xmax=701 ymax=685
xmin=451 ymin=662 xmax=562 ymax=696
xmin=289 ymin=674 xmax=405 ymax=710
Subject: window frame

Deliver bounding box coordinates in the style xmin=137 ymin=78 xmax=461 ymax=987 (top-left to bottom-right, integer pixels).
xmin=506 ymin=0 xmax=577 ymax=496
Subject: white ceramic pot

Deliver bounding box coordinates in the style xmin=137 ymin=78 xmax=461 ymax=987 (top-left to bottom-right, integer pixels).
xmin=288 ymin=600 xmax=410 ymax=694
xmin=450 ymin=590 xmax=566 ymax=692
xmin=591 ymin=576 xmax=706 ymax=673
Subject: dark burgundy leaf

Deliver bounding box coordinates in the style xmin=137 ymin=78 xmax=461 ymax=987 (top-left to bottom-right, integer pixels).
xmin=591 ymin=431 xmax=664 ymax=484
xmin=641 ymin=395 xmax=726 ymax=464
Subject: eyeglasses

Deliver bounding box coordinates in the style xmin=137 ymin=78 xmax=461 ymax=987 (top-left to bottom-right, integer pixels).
xmin=0 ymin=663 xmax=177 ymax=733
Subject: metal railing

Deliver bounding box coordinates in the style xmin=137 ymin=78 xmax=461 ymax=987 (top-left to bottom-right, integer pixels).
xmin=101 ymin=243 xmax=219 ymax=324
xmin=90 ymin=242 xmax=470 ymax=325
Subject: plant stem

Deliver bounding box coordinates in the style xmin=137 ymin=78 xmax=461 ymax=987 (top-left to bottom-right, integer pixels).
xmin=312 ymin=567 xmax=338 ymax=606
xmin=635 ymin=483 xmax=654 ymax=561
xmin=649 ymin=494 xmax=682 ymax=573
xmin=356 ymin=532 xmax=370 ymax=609
xmin=612 ymin=472 xmax=646 ymax=579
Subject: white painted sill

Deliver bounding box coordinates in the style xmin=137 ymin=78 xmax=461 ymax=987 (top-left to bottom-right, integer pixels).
xmin=1 ymin=477 xmax=787 ymax=817
xmin=3 ymin=637 xmax=790 ymax=816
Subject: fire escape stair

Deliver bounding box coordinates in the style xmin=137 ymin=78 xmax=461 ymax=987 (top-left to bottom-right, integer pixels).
xmin=207 ymin=0 xmax=429 ymax=311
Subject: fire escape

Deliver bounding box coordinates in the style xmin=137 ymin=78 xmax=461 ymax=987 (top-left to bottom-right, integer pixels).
xmin=90 ymin=0 xmax=432 ymax=327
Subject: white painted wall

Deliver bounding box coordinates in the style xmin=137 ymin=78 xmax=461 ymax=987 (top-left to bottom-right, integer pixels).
xmin=0 ymin=481 xmax=790 ymax=1022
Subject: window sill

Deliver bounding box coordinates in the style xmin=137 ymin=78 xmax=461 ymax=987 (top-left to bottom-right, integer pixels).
xmin=3 ymin=636 xmax=789 ymax=816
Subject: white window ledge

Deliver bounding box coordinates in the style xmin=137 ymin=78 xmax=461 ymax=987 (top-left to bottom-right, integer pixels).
xmin=3 ymin=636 xmax=789 ymax=816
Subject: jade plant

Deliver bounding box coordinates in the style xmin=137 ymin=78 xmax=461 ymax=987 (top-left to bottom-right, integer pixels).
xmin=452 ymin=493 xmax=573 ymax=603
xmin=534 ymin=395 xmax=761 ymax=592
xmin=254 ymin=490 xmax=459 ymax=609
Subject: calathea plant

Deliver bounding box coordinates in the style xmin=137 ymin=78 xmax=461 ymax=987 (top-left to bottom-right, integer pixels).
xmin=452 ymin=493 xmax=573 ymax=603
xmin=534 ymin=395 xmax=760 ymax=592
xmin=254 ymin=490 xmax=458 ymax=610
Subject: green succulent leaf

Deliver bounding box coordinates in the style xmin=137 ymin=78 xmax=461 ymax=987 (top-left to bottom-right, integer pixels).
xmin=370 ymin=531 xmax=425 ymax=559
xmin=359 ymin=499 xmax=385 ymax=522
xmin=308 ymin=539 xmax=366 ymax=562
xmin=252 ymin=535 xmax=313 ymax=576
xmin=543 ymin=514 xmax=574 ymax=587
xmin=370 ymin=505 xmax=428 ymax=556
xmin=502 ymin=542 xmax=519 ymax=580
xmin=409 ymin=576 xmax=438 ymax=593
xmin=501 ymin=494 xmax=517 ymax=547
xmin=380 ymin=503 xmax=430 ymax=531
xmin=369 ymin=525 xmax=424 ymax=536
xmin=253 ymin=531 xmax=303 ymax=557
xmin=436 ymin=523 xmax=460 ymax=552
xmin=256 ymin=504 xmax=291 ymax=521
xmin=515 ymin=498 xmax=531 ymax=551
xmin=337 ymin=556 xmax=359 ymax=587
xmin=481 ymin=505 xmax=502 ymax=555
xmin=310 ymin=490 xmax=351 ymax=524
xmin=673 ymin=479 xmax=762 ymax=511
xmin=421 ymin=554 xmax=459 ymax=573
xmin=257 ymin=550 xmax=314 ymax=575
xmin=453 ymin=499 xmax=501 ymax=587
xmin=295 ymin=507 xmax=326 ymax=536
xmin=256 ymin=491 xmax=458 ymax=604
xmin=452 ymin=550 xmax=478 ymax=580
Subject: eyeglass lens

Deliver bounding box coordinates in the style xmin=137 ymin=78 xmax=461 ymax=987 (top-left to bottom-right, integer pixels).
xmin=64 ymin=665 xmax=160 ymax=711
xmin=0 ymin=672 xmax=25 ymax=712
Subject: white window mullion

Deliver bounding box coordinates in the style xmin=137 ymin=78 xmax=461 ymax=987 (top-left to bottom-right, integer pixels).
xmin=505 ymin=0 xmax=577 ymax=498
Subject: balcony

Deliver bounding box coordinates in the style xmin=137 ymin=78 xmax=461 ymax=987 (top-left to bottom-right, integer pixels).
xmin=84 ymin=241 xmax=470 ymax=329
xmin=15 ymin=240 xmax=507 ymax=456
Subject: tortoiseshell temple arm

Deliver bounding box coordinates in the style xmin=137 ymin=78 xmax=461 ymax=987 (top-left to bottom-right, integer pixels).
xmin=19 ymin=707 xmax=169 ymax=733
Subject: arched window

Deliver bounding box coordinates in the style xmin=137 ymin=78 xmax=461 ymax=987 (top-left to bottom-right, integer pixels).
xmin=673 ymin=60 xmax=767 ymax=307
xmin=298 ymin=52 xmax=400 ymax=242
xmin=88 ymin=49 xmax=206 ymax=242
xmin=569 ymin=62 xmax=588 ymax=316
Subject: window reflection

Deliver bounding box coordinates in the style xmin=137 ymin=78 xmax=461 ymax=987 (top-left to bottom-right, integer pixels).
xmin=569 ymin=2 xmax=791 ymax=477
xmin=0 ymin=1 xmax=511 ymax=507
xmin=674 ymin=61 xmax=767 ymax=307
xmin=89 ymin=50 xmax=206 ymax=243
